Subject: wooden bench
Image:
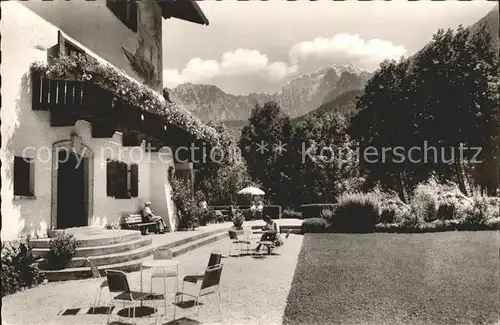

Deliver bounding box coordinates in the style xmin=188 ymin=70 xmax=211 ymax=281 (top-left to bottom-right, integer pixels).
xmin=120 ymin=213 xmax=158 ymax=235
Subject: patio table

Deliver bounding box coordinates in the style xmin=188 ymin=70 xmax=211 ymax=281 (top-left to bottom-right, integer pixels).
xmin=140 ymin=259 xmax=180 ymax=315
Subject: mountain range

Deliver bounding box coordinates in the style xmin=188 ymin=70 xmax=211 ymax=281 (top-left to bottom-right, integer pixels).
xmin=166 ymin=6 xmax=498 ymax=138
xmin=165 ymin=63 xmax=371 ymax=122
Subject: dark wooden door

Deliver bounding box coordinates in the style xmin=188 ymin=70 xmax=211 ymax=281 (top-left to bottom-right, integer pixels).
xmin=57 ymin=150 xmax=86 ymax=229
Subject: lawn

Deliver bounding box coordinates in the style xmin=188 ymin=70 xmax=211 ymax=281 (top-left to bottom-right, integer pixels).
xmin=283 ymin=231 xmax=500 ymax=325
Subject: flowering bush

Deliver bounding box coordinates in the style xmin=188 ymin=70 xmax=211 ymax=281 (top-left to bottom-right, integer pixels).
xmin=466 ymin=195 xmax=500 ymax=224
xmin=379 ymin=198 xmax=411 ymax=224
xmin=169 ymin=175 xmax=199 ymax=230
xmin=232 ymin=211 xmax=245 ymax=229
xmin=411 ymin=176 xmax=472 ymax=222
xmin=47 ymin=233 xmax=78 ymax=270
xmin=30 ymin=54 xmax=220 ymax=145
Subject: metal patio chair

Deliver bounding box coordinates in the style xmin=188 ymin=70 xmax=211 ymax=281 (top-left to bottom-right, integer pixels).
xmin=242 ymin=226 xmax=259 ymax=245
xmin=150 ymin=247 xmax=179 ymax=294
xmin=105 ymin=269 xmax=161 ymax=325
xmin=86 ymin=257 xmax=108 ymax=310
xmin=173 ymin=264 xmax=223 ymax=320
xmin=182 ymin=252 xmax=222 ymax=290
xmin=228 ymin=230 xmax=251 ymax=256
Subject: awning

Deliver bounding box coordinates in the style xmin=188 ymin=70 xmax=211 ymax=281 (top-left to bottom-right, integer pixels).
xmin=159 ymin=0 xmax=209 ymax=26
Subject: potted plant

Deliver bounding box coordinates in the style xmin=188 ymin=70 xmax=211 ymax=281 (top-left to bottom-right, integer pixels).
xmin=233 ymin=211 xmax=245 ymax=230
xmin=46 ymin=232 xmax=78 ymax=270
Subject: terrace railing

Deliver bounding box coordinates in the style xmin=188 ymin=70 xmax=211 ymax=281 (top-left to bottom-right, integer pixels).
xmin=30 ymin=74 xmax=195 ymax=149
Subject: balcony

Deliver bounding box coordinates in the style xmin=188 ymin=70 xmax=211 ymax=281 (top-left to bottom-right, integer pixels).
xmin=31 ymin=74 xmax=195 ymax=150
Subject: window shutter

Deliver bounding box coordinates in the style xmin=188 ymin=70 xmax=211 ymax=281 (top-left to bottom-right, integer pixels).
xmin=106 ymin=160 xmax=117 ymax=196
xmin=14 ymin=157 xmax=32 ymax=196
xmin=116 ymin=161 xmax=129 ymax=198
xmin=106 ymin=0 xmax=137 ymax=32
xmin=129 ymin=164 xmax=139 ymax=197
xmin=127 ymin=1 xmax=138 ymax=32
xmin=106 ymin=0 xmax=126 ymax=21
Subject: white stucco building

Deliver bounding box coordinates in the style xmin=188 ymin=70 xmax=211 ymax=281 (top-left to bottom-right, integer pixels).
xmin=1 ymin=0 xmax=209 ymax=240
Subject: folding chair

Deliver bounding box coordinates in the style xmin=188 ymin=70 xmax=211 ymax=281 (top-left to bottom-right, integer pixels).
xmin=174 ymin=264 xmax=223 ymax=320
xmin=150 ymin=248 xmax=179 ymax=294
xmin=242 ymin=226 xmax=259 ymax=244
xmin=86 ymin=258 xmax=108 ymax=310
xmin=182 ymin=252 xmax=222 ymax=290
xmin=105 ymin=269 xmax=161 ymax=325
xmin=228 ymin=230 xmax=251 ymax=256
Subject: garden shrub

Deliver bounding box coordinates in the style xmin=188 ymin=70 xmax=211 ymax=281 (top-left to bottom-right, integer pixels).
xmin=467 ymin=195 xmax=500 ymax=224
xmin=411 ymin=176 xmax=472 ymax=222
xmin=302 ymin=218 xmax=329 ymax=233
xmin=320 ymin=208 xmax=335 ymax=224
xmin=198 ymin=208 xmax=214 ymax=226
xmin=435 ymin=192 xmax=473 ymax=220
xmin=283 ymin=208 xmax=302 ymax=219
xmin=1 ymin=240 xmax=45 ymax=297
xmin=300 ymin=203 xmax=338 ymax=219
xmin=330 ymin=192 xmax=380 ymax=233
xmin=263 ymin=205 xmax=282 ymax=219
xmin=47 ymin=233 xmax=78 ymax=270
xmin=379 ymin=198 xmax=411 ymax=224
xmin=170 ymin=174 xmax=199 ymax=230
xmin=242 ymin=209 xmax=255 ymax=221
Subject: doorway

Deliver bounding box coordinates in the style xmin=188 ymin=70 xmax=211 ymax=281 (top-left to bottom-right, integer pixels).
xmin=56 ymin=149 xmax=86 ymax=229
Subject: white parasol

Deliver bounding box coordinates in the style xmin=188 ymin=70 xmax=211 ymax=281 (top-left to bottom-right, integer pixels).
xmin=237 ymin=187 xmax=265 ymax=196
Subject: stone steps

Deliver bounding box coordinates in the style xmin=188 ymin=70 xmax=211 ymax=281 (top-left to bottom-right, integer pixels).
xmin=66 ymin=244 xmax=154 ymax=268
xmin=37 ymin=222 xmax=302 ymax=281
xmin=33 ymin=237 xmax=152 ymax=258
xmin=170 ymin=232 xmax=229 ymax=257
xmin=30 ymin=230 xmax=142 ymax=249
xmin=38 ymin=227 xmax=231 ymax=281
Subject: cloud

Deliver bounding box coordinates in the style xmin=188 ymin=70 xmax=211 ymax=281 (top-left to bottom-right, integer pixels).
xmin=289 ymin=33 xmax=407 ymax=68
xmin=163 ymin=48 xmax=298 ymax=88
xmin=163 ymin=34 xmax=407 ymax=88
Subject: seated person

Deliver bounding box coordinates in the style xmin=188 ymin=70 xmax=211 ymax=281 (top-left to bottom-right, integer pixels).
xmin=142 ymin=201 xmax=167 ymax=234
xmin=254 ymin=215 xmax=278 ymax=253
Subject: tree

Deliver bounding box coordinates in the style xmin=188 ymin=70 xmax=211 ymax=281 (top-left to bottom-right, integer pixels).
xmin=291 ymin=111 xmax=360 ymax=204
xmin=239 ymin=101 xmax=294 ymax=206
xmin=349 ymin=24 xmax=499 ymax=197
xmin=194 ymin=122 xmax=253 ymax=205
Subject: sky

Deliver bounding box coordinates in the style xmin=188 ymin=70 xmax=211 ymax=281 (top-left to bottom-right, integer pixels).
xmin=162 ymin=0 xmax=497 ymax=95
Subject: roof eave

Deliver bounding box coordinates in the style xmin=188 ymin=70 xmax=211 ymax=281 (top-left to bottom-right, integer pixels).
xmin=160 ymin=0 xmax=209 ymax=26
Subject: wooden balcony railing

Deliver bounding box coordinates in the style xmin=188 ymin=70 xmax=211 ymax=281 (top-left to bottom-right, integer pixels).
xmin=30 ymin=74 xmax=196 ymax=148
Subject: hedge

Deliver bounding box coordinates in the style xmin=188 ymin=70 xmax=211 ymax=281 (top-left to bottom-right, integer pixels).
xmin=302 ymin=218 xmax=329 ymax=233
xmin=263 ymin=205 xmax=282 ymax=219
xmin=300 ymin=204 xmax=338 ymax=219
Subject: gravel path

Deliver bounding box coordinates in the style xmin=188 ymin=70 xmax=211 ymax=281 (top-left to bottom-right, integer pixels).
xmin=2 ymin=234 xmax=304 ymax=325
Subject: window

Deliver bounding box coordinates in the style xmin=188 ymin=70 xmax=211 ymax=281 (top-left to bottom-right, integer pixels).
xmin=14 ymin=156 xmax=34 ymax=197
xmin=107 ymin=0 xmax=138 ymax=32
xmin=106 ymin=160 xmax=139 ymax=198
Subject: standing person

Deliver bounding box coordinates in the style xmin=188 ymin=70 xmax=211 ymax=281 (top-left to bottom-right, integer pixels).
xmin=199 ymin=198 xmax=208 ymax=210
xmin=142 ymin=201 xmax=167 ymax=234
xmin=254 ymin=215 xmax=277 ymax=253
xmin=256 ymin=199 xmax=264 ymax=219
